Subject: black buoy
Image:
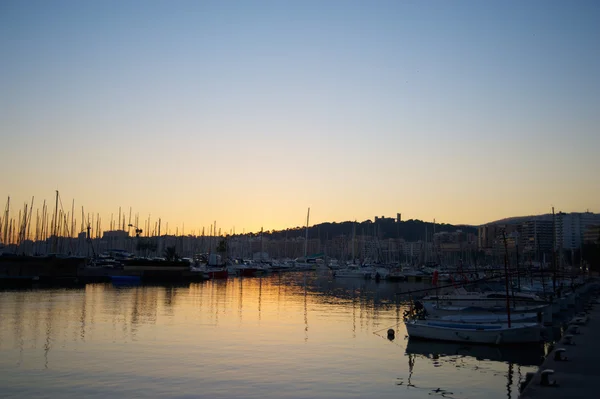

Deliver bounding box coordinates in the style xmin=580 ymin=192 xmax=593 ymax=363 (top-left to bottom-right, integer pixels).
xmin=387 ymin=328 xmax=395 ymax=340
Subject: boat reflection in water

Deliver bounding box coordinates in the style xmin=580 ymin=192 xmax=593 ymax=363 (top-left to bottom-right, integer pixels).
xmin=405 ymin=338 xmax=546 ymax=367
xmin=401 ymin=338 xmax=545 ymax=399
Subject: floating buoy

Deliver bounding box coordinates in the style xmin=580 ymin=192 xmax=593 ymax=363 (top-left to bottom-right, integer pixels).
xmin=387 ymin=329 xmax=395 ymax=340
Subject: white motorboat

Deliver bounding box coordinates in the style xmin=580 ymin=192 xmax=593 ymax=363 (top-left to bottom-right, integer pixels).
xmin=404 ymin=319 xmax=542 ymax=344
xmin=433 ymin=312 xmax=540 ymax=324
xmin=421 ymin=287 xmax=546 ymax=310
xmin=422 ymin=302 xmax=549 ymax=315
xmin=333 ymin=265 xmax=373 ymax=279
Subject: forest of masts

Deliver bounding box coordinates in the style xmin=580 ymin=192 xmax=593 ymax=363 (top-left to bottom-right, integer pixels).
xmin=0 ymin=193 xmax=232 ymax=247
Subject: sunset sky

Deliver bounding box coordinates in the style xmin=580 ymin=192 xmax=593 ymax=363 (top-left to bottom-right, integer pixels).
xmin=2 ymin=1 xmax=599 ymax=235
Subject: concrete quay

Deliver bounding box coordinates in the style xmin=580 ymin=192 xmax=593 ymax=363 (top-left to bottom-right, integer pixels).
xmin=519 ymin=279 xmax=600 ymax=399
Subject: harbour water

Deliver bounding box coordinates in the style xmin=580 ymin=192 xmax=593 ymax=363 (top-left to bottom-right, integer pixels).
xmin=0 ymin=272 xmax=545 ymax=399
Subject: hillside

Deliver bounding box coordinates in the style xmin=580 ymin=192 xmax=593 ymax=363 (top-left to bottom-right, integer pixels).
xmin=250 ymin=219 xmax=477 ymax=242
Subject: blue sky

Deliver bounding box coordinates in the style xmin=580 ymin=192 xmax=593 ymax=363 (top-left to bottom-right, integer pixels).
xmin=1 ymin=1 xmax=599 ymax=234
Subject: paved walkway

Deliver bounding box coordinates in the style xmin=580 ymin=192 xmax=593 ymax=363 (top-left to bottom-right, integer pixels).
xmin=519 ymin=281 xmax=600 ymax=399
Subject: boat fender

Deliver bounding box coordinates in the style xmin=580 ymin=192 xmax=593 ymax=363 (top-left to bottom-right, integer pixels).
xmin=567 ymin=325 xmax=580 ymax=335
xmin=387 ymin=329 xmax=395 ymax=340
xmin=495 ymin=333 xmax=503 ymax=345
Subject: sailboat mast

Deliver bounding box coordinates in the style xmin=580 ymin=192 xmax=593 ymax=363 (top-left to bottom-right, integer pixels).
xmin=26 ymin=196 xmax=34 ymax=242
xmin=3 ymin=196 xmax=10 ymax=245
xmin=552 ymin=207 xmax=557 ymax=293
xmin=502 ymin=230 xmax=512 ymax=328
xmin=52 ymin=190 xmax=59 ymax=252
xmin=304 ymin=208 xmax=310 ymax=258
xmin=352 ymin=220 xmax=356 ymax=263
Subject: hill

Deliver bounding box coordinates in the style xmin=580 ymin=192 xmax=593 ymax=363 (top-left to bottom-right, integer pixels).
xmin=249 ymin=219 xmax=477 ymax=242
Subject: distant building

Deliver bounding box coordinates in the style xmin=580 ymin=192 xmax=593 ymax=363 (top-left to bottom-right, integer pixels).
xmin=519 ymin=220 xmax=554 ymax=259
xmin=478 ymin=213 xmax=600 ymax=264
xmin=434 ymin=230 xmax=477 ymax=254
xmin=374 ymin=215 xmax=396 ymax=223
xmin=583 ymin=225 xmax=600 ymax=244
xmin=478 ymin=224 xmax=519 ymax=252
xmin=555 ymin=212 xmax=600 ymax=250
xmin=101 ymin=230 xmax=130 ymax=251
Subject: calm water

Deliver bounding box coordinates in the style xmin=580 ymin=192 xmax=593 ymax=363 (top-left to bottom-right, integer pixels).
xmin=0 ymin=272 xmax=544 ymax=399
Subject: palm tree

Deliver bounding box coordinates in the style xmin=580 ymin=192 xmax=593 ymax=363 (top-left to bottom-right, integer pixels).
xmin=217 ymin=239 xmax=227 ymax=254
xmin=164 ymin=245 xmax=179 ymax=261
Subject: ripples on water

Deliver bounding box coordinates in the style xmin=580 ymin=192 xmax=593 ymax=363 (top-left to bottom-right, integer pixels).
xmin=0 ymin=273 xmax=544 ymax=398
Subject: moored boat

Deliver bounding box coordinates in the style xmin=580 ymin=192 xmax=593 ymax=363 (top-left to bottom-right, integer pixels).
xmin=205 ymin=267 xmax=228 ymax=279
xmin=433 ymin=312 xmax=540 ymax=324
xmin=404 ymin=319 xmax=542 ymax=344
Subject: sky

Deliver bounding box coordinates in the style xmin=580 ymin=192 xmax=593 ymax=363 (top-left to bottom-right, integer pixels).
xmin=1 ymin=0 xmax=599 ymax=235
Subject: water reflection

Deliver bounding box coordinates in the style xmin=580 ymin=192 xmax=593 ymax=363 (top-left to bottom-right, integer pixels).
xmin=0 ymin=274 xmax=544 ymax=399
xmin=402 ymin=338 xmax=544 ymax=399
xmin=405 ymin=339 xmax=545 ymax=367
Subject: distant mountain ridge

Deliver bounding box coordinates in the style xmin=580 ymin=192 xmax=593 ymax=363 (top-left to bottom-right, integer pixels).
xmin=254 ymin=219 xmax=477 ymax=242
xmin=488 ymin=211 xmax=600 ymax=225
xmin=488 ymin=214 xmax=555 ymax=225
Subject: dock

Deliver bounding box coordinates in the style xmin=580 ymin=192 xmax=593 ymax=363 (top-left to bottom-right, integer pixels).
xmin=519 ymin=279 xmax=600 ymax=399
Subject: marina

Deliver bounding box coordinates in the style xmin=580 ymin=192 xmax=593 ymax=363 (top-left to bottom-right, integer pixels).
xmin=2 ymin=1 xmax=599 ymax=397
xmin=0 ymin=272 xmax=549 ymax=399
xmin=1 ymin=264 xmax=598 ymax=398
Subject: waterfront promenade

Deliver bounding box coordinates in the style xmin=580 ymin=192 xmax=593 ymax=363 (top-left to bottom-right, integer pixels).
xmin=519 ymin=280 xmax=600 ymax=399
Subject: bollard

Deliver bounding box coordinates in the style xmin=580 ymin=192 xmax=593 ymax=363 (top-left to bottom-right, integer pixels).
xmin=568 ymin=325 xmax=580 ymax=335
xmin=563 ymin=334 xmax=575 ymax=345
xmin=540 ymin=369 xmax=558 ymax=387
xmin=553 ymin=348 xmax=567 ymax=361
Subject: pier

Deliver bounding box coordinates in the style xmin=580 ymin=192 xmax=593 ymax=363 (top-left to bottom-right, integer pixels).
xmin=519 ymin=279 xmax=600 ymax=399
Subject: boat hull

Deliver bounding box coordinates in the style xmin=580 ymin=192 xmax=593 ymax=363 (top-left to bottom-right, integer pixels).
xmin=423 ymin=302 xmax=548 ymax=315
xmin=207 ymin=269 xmax=228 ymax=279
xmin=434 ymin=312 xmax=540 ymax=324
xmin=405 ymin=320 xmax=542 ymax=344
xmin=238 ymin=268 xmax=258 ymax=277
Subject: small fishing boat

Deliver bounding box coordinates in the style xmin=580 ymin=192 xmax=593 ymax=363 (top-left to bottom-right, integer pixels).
xmin=405 ymin=230 xmax=544 ymax=345
xmin=203 ymin=266 xmax=228 ymax=279
xmin=404 ymin=320 xmax=542 ymax=344
xmin=433 ymin=312 xmax=540 ymax=324
xmin=333 ymin=264 xmax=373 ymax=279
xmin=422 ymin=302 xmax=548 ymax=315
xmin=421 ymin=287 xmax=546 ymax=310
